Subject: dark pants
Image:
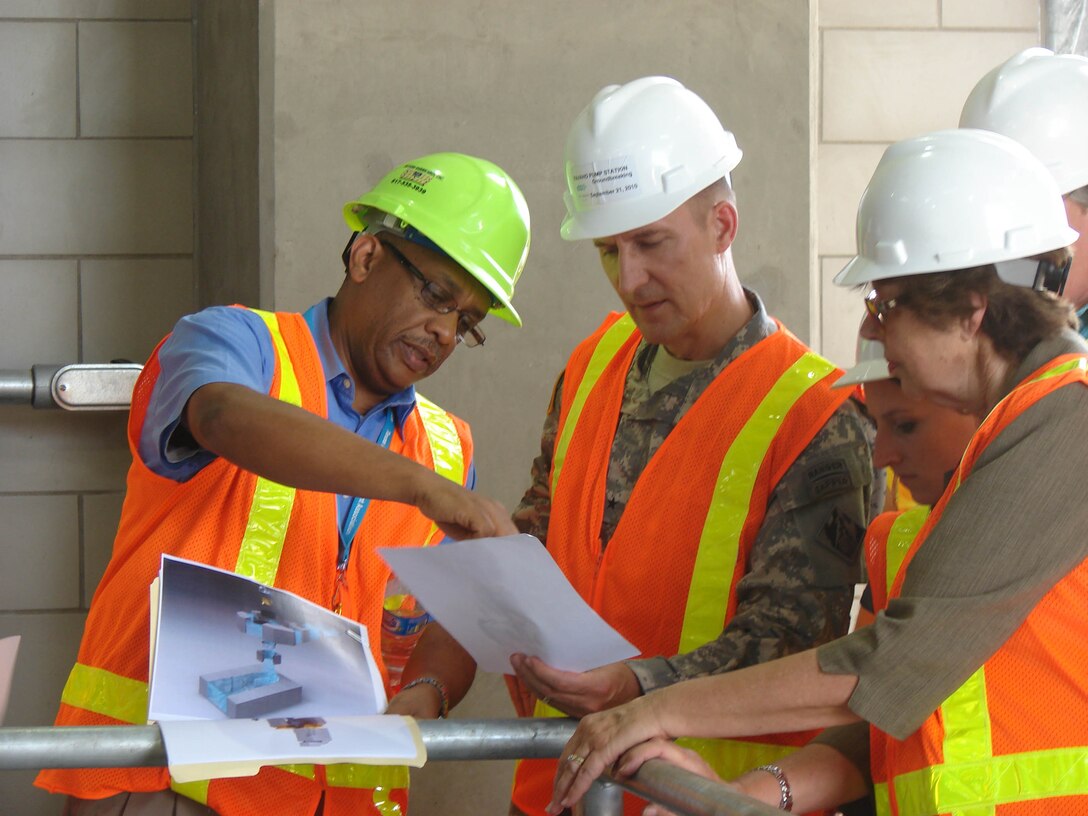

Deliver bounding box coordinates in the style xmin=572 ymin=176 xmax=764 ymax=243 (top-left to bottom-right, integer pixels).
xmin=64 ymin=792 xmax=219 ymax=816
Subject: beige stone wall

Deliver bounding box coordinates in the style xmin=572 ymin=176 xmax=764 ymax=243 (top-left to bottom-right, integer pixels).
xmin=0 ymin=1 xmax=194 ymax=811
xmin=816 ymin=0 xmax=1040 ymax=368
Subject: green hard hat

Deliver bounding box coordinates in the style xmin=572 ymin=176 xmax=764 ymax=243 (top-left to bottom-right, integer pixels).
xmin=343 ymin=152 xmax=531 ymax=327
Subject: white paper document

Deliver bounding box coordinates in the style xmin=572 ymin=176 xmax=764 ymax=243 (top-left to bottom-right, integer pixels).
xmin=379 ymin=534 xmax=638 ymax=674
xmin=159 ymin=714 xmax=426 ymax=783
xmin=149 ymin=556 xmax=387 ymax=723
xmin=0 ymin=635 xmax=20 ymax=725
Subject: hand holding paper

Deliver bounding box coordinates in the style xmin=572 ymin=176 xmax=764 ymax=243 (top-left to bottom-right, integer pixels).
xmin=379 ymin=534 xmax=637 ymax=674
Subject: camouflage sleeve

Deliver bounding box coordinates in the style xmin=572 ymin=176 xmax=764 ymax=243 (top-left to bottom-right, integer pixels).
xmin=510 ymin=371 xmax=565 ymax=543
xmin=627 ymin=397 xmax=879 ymax=693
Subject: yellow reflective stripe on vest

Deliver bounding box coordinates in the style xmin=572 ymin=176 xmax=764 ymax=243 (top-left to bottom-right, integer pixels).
xmin=1028 ymin=355 xmax=1088 ymax=382
xmin=60 ymin=663 xmax=148 ymax=725
xmin=551 ymin=315 xmax=638 ymax=497
xmin=171 ymin=778 xmax=210 ymax=805
xmin=680 ymin=351 xmax=838 ymax=651
xmin=414 ymin=394 xmax=465 ymax=487
xmin=234 ymin=309 xmax=302 ymax=584
xmin=885 ymin=506 xmax=929 ymax=601
xmin=874 ymin=781 xmax=891 ymax=816
xmin=942 ymin=668 xmax=992 ymax=766
xmin=892 ymin=667 xmax=996 ymax=815
xmin=893 ymin=745 xmax=1088 ymax=815
xmin=413 ymin=393 xmax=466 ymax=543
xmin=676 ymin=736 xmax=798 ymax=782
xmin=326 ymin=763 xmax=411 ymax=789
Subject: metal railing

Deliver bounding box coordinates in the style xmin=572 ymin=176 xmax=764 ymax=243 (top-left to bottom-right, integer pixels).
xmin=0 ymin=363 xmax=141 ymax=410
xmin=0 ymin=720 xmax=782 ymax=816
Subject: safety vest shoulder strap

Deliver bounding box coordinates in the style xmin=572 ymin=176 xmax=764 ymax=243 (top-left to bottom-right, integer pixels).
xmin=551 ymin=313 xmax=638 ymax=496
xmin=233 ymin=308 xmax=309 ymax=584
xmin=414 ymin=392 xmax=466 ymax=487
xmin=882 ymin=506 xmax=929 ymax=609
xmin=679 ymin=341 xmax=843 ymax=651
xmin=411 ymin=392 xmax=469 ymax=545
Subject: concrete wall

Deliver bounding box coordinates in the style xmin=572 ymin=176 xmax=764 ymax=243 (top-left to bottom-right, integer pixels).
xmin=816 ymin=0 xmax=1040 ymax=367
xmin=0 ymin=1 xmax=195 ymax=812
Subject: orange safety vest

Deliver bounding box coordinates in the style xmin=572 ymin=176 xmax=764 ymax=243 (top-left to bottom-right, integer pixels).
xmin=869 ymin=353 xmax=1088 ymax=816
xmin=863 ymin=507 xmax=929 ymax=619
xmin=35 ymin=308 xmax=472 ymax=816
xmin=511 ymin=313 xmax=851 ymax=816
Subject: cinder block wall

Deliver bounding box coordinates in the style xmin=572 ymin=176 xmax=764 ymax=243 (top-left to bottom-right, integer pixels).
xmin=816 ymin=0 xmax=1039 ymax=366
xmin=0 ymin=1 xmax=195 ymax=812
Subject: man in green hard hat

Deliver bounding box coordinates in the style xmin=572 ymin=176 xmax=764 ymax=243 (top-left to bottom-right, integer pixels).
xmin=36 ymin=153 xmax=531 ymax=816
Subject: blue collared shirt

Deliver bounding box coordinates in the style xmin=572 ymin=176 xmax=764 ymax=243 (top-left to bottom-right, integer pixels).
xmin=139 ymin=299 xmax=475 ymax=525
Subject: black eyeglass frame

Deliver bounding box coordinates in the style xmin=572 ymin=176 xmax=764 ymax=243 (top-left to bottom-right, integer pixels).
xmin=376 ymin=235 xmax=487 ymax=348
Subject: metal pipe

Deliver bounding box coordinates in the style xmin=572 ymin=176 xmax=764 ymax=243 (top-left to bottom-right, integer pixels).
xmin=577 ymin=778 xmax=624 ymax=816
xmin=0 ymin=722 xmax=783 ymax=816
xmin=0 ymin=370 xmax=33 ymax=405
xmin=417 ymin=717 xmax=576 ymax=761
xmin=0 ymin=725 xmax=165 ymax=769
xmin=0 ymin=720 xmax=576 ymax=769
xmin=612 ymin=758 xmax=785 ymax=816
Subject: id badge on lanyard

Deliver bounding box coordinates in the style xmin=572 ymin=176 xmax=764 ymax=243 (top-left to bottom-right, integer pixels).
xmin=331 ymin=409 xmax=395 ymax=613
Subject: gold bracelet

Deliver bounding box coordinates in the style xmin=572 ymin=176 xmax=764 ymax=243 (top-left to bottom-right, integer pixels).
xmin=754 ymin=763 xmax=793 ymax=812
xmin=400 ymin=676 xmax=449 ymax=718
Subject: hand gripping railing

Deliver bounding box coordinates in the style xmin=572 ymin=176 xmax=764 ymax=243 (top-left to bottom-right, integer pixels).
xmin=0 ymin=720 xmax=783 ymax=816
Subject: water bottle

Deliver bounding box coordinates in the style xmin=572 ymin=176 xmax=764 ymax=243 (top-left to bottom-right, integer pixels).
xmin=380 ymin=575 xmax=432 ymax=692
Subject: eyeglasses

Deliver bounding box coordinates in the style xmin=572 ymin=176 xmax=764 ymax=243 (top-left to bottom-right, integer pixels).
xmin=378 ymin=236 xmax=487 ymax=347
xmin=864 ymin=289 xmax=902 ymax=323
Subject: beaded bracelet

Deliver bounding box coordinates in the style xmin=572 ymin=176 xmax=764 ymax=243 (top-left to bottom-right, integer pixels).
xmin=400 ymin=676 xmax=450 ymax=718
xmin=754 ymin=763 xmax=793 ymax=812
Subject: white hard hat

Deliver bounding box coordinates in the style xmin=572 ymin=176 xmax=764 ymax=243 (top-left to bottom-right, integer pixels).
xmin=560 ymin=76 xmax=743 ymax=240
xmin=836 ymin=334 xmax=891 ymax=387
xmin=960 ymin=48 xmax=1088 ymax=194
xmin=834 ymin=129 xmax=1079 ymax=287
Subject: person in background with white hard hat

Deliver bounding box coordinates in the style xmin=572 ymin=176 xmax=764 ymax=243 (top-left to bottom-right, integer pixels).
xmin=961 ymin=47 xmax=1088 ymax=337
xmin=504 ymin=76 xmax=879 ymax=816
xmin=35 ymin=153 xmax=531 ymax=816
xmin=549 ymin=127 xmax=1088 ymax=816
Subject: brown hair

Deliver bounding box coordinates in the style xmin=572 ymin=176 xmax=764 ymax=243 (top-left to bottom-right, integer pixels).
xmin=1068 ymin=184 xmax=1088 ymax=211
xmin=890 ymin=248 xmax=1077 ymax=363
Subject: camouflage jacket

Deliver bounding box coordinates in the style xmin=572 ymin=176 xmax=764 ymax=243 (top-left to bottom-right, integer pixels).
xmin=512 ymin=290 xmax=882 ymax=691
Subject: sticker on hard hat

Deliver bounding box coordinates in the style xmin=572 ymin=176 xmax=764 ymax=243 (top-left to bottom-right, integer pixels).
xmin=570 ymin=156 xmax=641 ymax=207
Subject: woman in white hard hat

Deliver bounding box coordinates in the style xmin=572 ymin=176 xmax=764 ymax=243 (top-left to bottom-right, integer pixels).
xmin=547 ymin=128 xmax=1088 ymax=816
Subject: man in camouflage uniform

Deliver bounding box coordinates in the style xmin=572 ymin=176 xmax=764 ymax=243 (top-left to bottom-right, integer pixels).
xmin=506 ymin=77 xmax=878 ymax=816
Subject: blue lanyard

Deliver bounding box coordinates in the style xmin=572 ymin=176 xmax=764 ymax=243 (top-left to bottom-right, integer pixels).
xmin=338 ymin=409 xmax=396 ymax=569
